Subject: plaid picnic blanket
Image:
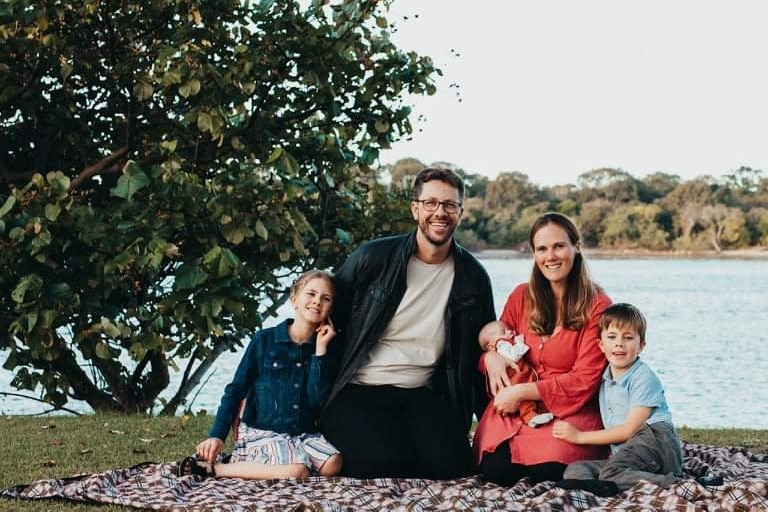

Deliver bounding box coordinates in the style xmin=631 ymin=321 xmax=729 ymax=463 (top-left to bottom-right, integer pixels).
xmin=3 ymin=442 xmax=767 ymax=511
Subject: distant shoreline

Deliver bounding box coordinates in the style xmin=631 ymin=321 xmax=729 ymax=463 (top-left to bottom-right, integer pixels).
xmin=474 ymin=247 xmax=768 ymax=260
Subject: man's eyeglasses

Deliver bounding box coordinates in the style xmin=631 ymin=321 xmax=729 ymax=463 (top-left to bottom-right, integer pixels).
xmin=414 ymin=198 xmax=463 ymax=214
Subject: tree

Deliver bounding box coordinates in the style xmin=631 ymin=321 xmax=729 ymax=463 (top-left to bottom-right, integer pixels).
xmin=577 ymin=199 xmax=612 ymax=247
xmin=0 ymin=0 xmax=437 ymax=413
xmin=600 ymin=204 xmax=670 ymax=250
xmin=388 ymin=157 xmax=426 ymax=192
xmin=484 ymin=171 xmax=541 ymax=212
xmin=697 ymin=204 xmax=748 ymax=252
xmin=576 ymin=168 xmax=639 ymax=204
xmin=637 ymin=172 xmax=681 ymax=203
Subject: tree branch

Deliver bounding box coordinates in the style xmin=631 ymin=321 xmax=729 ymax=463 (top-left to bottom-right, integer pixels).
xmin=159 ymin=336 xmax=236 ymax=415
xmin=70 ymin=146 xmax=129 ymax=191
xmin=0 ymin=392 xmax=83 ymax=416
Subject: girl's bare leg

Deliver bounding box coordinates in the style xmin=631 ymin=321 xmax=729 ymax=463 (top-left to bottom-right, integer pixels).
xmin=205 ymin=461 xmax=309 ymax=480
xmin=317 ymin=454 xmax=343 ymax=477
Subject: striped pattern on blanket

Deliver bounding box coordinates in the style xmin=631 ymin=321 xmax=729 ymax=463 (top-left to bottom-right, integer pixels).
xmin=3 ymin=442 xmax=767 ymax=511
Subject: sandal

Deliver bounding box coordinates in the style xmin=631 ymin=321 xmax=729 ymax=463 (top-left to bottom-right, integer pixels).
xmin=176 ymin=456 xmax=216 ymax=478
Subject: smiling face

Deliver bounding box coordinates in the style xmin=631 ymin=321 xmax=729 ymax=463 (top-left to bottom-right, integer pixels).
xmin=532 ymin=222 xmax=580 ymax=289
xmin=290 ymin=276 xmax=334 ymax=328
xmin=411 ymin=179 xmax=463 ymax=248
xmin=598 ymin=321 xmax=645 ymax=379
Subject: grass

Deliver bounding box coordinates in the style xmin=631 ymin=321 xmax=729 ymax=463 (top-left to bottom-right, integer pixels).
xmin=0 ymin=414 xmax=766 ymax=512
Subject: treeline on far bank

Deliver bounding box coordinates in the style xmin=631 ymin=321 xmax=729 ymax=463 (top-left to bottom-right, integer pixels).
xmin=386 ymin=158 xmax=768 ymax=252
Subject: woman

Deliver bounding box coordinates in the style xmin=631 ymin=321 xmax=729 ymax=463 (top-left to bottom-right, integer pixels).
xmin=476 ymin=212 xmax=611 ymax=486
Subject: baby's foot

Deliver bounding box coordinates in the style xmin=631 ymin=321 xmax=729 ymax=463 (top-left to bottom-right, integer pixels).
xmin=527 ymin=412 xmax=554 ymax=428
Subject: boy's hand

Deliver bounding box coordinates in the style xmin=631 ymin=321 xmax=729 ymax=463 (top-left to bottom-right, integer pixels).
xmin=552 ymin=420 xmax=581 ymax=443
xmin=315 ymin=317 xmax=336 ymax=356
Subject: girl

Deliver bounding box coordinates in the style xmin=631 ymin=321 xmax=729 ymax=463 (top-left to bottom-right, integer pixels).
xmin=476 ymin=213 xmax=611 ymax=486
xmin=178 ymin=269 xmax=342 ymax=479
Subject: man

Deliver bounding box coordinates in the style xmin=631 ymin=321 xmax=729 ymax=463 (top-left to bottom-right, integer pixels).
xmin=320 ymin=167 xmax=495 ymax=479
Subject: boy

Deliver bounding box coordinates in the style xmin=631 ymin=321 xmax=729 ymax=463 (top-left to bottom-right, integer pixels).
xmin=551 ymin=303 xmax=685 ymax=496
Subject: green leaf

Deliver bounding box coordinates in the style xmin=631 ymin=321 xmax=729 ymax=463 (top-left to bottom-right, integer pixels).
xmin=336 ymin=228 xmax=353 ymax=245
xmin=266 ymin=147 xmax=284 ymax=164
xmin=47 ymin=283 xmax=74 ymax=305
xmin=133 ymin=80 xmax=154 ymax=100
xmin=60 ymin=62 xmax=73 ymax=81
xmin=162 ymin=69 xmax=183 ymax=86
xmin=222 ymin=225 xmax=246 ymax=244
xmin=197 ymin=112 xmax=213 ymax=132
xmin=12 ymin=274 xmax=43 ymax=304
xmin=111 ymin=166 xmax=151 ymax=200
xmin=25 ymin=310 xmax=39 ymax=333
xmin=129 ymin=342 xmax=147 ymax=361
xmin=207 ymin=315 xmax=224 ymax=336
xmin=375 ymin=16 xmax=388 ymax=28
xmin=203 ymin=246 xmax=222 ymax=265
xmin=292 ymin=234 xmax=305 ymax=253
xmin=95 ymin=342 xmax=111 ymax=359
xmin=254 ymin=220 xmax=268 ymax=240
xmin=0 ymin=195 xmax=15 ymax=217
xmin=179 ymin=78 xmax=201 ymax=98
xmin=221 ymin=248 xmax=241 ymax=269
xmin=174 ymin=265 xmax=209 ymax=290
xmin=160 ymin=140 xmax=178 ymax=153
xmin=99 ymin=318 xmax=122 ymax=338
xmin=44 ymin=203 xmax=61 ymax=221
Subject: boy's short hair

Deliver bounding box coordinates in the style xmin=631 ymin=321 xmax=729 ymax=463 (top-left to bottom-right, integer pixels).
xmin=599 ymin=303 xmax=647 ymax=341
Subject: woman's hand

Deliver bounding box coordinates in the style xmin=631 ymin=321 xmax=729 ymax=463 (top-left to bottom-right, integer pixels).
xmin=196 ymin=437 xmax=225 ymax=464
xmin=493 ymin=384 xmax=523 ymax=415
xmin=315 ymin=317 xmax=337 ymax=356
xmin=483 ymin=351 xmax=520 ymax=396
xmin=552 ymin=420 xmax=581 ymax=443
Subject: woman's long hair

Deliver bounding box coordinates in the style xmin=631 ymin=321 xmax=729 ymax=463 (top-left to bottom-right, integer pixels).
xmin=527 ymin=213 xmax=598 ymax=335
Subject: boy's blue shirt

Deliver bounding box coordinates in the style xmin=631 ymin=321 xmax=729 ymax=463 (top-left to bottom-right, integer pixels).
xmin=208 ymin=319 xmax=335 ymax=440
xmin=599 ymin=357 xmax=674 ymax=453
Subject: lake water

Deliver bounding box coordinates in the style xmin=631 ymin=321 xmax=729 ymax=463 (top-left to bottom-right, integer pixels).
xmin=2 ymin=258 xmax=767 ymax=429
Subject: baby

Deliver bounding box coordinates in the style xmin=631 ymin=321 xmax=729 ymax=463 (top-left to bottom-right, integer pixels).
xmin=478 ymin=320 xmax=553 ymax=428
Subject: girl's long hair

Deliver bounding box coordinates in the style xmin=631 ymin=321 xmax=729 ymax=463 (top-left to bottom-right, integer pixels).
xmin=527 ymin=213 xmax=599 ymax=335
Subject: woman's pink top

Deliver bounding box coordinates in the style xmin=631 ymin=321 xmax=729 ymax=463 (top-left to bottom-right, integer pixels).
xmin=474 ymin=283 xmax=611 ymax=465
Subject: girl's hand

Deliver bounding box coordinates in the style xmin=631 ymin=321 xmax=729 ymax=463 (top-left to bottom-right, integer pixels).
xmin=552 ymin=420 xmax=580 ymax=443
xmin=493 ymin=385 xmax=522 ymax=415
xmin=315 ymin=317 xmax=336 ymax=356
xmin=483 ymin=351 xmax=520 ymax=396
xmin=196 ymin=437 xmax=225 ymax=464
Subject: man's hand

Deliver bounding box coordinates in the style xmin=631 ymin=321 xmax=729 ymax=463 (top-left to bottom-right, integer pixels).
xmin=483 ymin=351 xmax=520 ymax=396
xmin=196 ymin=437 xmax=225 ymax=463
xmin=315 ymin=317 xmax=337 ymax=356
xmin=552 ymin=420 xmax=581 ymax=443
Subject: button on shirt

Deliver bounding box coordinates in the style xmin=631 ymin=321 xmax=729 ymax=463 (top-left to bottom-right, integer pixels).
xmin=208 ymin=320 xmax=335 ymax=440
xmin=599 ymin=358 xmax=674 ymax=454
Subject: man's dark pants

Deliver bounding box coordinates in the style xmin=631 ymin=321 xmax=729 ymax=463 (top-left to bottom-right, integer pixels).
xmin=320 ymin=384 xmax=472 ymax=479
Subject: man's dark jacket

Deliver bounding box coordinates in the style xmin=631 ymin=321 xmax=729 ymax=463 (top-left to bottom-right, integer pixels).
xmin=323 ymin=232 xmax=496 ymax=431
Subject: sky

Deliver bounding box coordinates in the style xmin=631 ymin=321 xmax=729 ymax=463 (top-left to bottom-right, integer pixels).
xmin=376 ymin=0 xmax=768 ymax=186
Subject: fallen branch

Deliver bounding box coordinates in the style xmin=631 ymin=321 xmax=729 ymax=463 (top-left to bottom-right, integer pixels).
xmin=0 ymin=391 xmax=83 ymax=416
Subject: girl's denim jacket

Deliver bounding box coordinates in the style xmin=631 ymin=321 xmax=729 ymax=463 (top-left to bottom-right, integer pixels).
xmin=209 ymin=320 xmax=335 ymax=440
